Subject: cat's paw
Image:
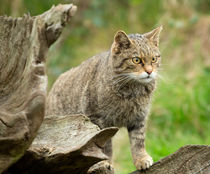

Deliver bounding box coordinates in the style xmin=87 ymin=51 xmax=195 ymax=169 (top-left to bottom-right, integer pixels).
xmin=88 ymin=160 xmax=114 ymax=174
xmin=134 ymin=154 xmax=153 ymax=170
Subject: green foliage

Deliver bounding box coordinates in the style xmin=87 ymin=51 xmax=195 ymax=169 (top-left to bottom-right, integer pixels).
xmin=23 ymin=0 xmax=66 ymax=15
xmin=136 ymin=0 xmax=164 ymax=27
xmin=1 ymin=0 xmax=209 ymax=173
xmin=194 ymin=0 xmax=210 ymax=14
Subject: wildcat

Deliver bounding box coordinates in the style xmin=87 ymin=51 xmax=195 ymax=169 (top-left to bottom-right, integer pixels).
xmin=46 ymin=26 xmax=162 ymax=171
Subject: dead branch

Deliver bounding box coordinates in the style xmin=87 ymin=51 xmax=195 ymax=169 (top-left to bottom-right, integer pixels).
xmin=4 ymin=115 xmax=118 ymax=174
xmin=0 ymin=4 xmax=77 ymax=172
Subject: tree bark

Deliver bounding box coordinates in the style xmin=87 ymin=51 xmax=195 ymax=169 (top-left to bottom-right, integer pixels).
xmin=130 ymin=145 xmax=210 ymax=174
xmin=4 ymin=115 xmax=118 ymax=174
xmin=0 ymin=4 xmax=77 ymax=173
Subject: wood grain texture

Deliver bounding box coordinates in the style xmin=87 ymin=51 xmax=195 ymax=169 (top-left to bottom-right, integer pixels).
xmin=130 ymin=145 xmax=210 ymax=174
xmin=5 ymin=115 xmax=118 ymax=174
xmin=0 ymin=4 xmax=77 ymax=173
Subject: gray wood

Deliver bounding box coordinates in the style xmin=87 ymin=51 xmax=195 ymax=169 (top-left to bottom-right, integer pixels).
xmin=0 ymin=4 xmax=77 ymax=173
xmin=130 ymin=145 xmax=210 ymax=174
xmin=5 ymin=115 xmax=118 ymax=174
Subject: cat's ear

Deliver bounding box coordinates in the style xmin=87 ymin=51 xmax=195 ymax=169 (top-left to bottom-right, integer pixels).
xmin=112 ymin=30 xmax=132 ymax=53
xmin=143 ymin=26 xmax=162 ymax=47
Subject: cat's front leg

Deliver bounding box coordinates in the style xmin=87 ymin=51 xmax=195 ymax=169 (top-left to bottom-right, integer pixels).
xmin=127 ymin=120 xmax=153 ymax=170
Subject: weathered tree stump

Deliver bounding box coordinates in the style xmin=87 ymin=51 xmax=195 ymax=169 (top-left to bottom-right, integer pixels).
xmin=4 ymin=115 xmax=118 ymax=174
xmin=130 ymin=145 xmax=210 ymax=174
xmin=0 ymin=4 xmax=77 ymax=173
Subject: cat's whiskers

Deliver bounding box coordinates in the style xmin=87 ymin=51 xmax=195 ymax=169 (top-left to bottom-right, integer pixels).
xmin=156 ymin=74 xmax=169 ymax=83
xmin=109 ymin=73 xmax=131 ymax=80
xmin=117 ymin=76 xmax=133 ymax=91
xmin=159 ymin=64 xmax=168 ymax=68
xmin=156 ymin=74 xmax=163 ymax=80
xmin=113 ymin=76 xmax=130 ymax=85
xmin=108 ymin=73 xmax=131 ymax=85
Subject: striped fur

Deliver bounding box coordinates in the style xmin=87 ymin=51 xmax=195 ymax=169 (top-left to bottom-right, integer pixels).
xmin=46 ymin=26 xmax=162 ymax=170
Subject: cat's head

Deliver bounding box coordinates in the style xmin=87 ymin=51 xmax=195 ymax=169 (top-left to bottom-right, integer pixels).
xmin=110 ymin=26 xmax=162 ymax=84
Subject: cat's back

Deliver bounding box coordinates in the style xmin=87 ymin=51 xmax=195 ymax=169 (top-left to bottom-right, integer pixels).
xmin=46 ymin=51 xmax=109 ymax=116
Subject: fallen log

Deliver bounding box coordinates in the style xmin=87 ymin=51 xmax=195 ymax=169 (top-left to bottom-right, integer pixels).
xmin=0 ymin=4 xmax=77 ymax=173
xmin=4 ymin=115 xmax=118 ymax=174
xmin=130 ymin=145 xmax=210 ymax=174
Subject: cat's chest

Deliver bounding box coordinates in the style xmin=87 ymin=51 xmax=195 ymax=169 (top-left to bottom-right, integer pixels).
xmin=88 ymin=80 xmax=154 ymax=128
xmin=98 ymin=92 xmax=151 ymax=127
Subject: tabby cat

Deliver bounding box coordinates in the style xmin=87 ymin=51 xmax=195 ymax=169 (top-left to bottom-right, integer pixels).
xmin=46 ymin=26 xmax=162 ymax=171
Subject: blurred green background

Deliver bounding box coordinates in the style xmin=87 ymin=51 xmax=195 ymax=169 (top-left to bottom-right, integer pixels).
xmin=1 ymin=0 xmax=210 ymax=173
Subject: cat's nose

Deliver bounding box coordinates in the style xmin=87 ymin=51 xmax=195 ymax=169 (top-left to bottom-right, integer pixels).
xmin=144 ymin=65 xmax=153 ymax=75
xmin=146 ymin=70 xmax=152 ymax=75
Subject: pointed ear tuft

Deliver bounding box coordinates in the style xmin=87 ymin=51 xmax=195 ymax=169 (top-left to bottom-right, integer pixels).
xmin=112 ymin=30 xmax=131 ymax=53
xmin=143 ymin=26 xmax=163 ymax=47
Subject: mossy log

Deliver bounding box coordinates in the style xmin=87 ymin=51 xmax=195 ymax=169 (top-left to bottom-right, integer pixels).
xmin=4 ymin=115 xmax=118 ymax=174
xmin=130 ymin=145 xmax=210 ymax=174
xmin=0 ymin=4 xmax=77 ymax=173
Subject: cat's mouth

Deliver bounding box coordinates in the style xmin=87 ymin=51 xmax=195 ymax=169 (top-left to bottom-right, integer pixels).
xmin=130 ymin=72 xmax=156 ymax=83
xmin=138 ymin=75 xmax=153 ymax=83
xmin=142 ymin=75 xmax=151 ymax=79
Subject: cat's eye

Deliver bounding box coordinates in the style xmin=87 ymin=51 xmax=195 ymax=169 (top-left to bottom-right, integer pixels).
xmin=151 ymin=57 xmax=157 ymax=63
xmin=132 ymin=57 xmax=142 ymax=64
